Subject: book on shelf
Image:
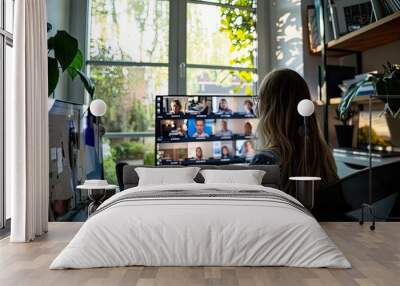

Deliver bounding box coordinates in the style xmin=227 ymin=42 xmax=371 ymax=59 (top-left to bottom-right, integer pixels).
xmin=307 ymin=5 xmax=321 ymax=52
xmin=371 ymin=0 xmax=384 ymax=19
xmin=339 ymin=72 xmax=377 ymax=97
xmin=328 ymin=0 xmax=339 ymax=39
xmin=383 ymin=0 xmax=400 ymax=13
xmin=314 ymin=0 xmax=335 ymax=42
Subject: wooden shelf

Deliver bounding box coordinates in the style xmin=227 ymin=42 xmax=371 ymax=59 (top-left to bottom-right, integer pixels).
xmin=311 ymin=12 xmax=400 ymax=57
xmin=328 ymin=11 xmax=400 ymax=52
xmin=329 ymin=96 xmax=376 ymax=105
xmin=329 ymin=94 xmax=400 ymax=105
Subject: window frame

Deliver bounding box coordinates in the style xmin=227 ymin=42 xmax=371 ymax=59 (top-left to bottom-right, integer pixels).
xmin=182 ymin=0 xmax=259 ymax=95
xmin=0 ymin=0 xmax=14 ymax=230
xmin=86 ymin=0 xmax=269 ymax=96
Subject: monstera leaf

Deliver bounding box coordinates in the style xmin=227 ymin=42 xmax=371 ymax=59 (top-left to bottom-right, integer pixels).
xmin=338 ymin=63 xmax=400 ymax=120
xmin=48 ymin=57 xmax=59 ymax=95
xmin=47 ymin=27 xmax=94 ymax=98
xmin=49 ymin=31 xmax=78 ymax=72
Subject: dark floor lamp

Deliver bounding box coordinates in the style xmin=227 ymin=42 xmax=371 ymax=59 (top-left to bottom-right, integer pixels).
xmin=89 ymin=99 xmax=107 ymax=179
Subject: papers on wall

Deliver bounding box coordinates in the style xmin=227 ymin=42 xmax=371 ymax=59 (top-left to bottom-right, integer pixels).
xmin=57 ymin=148 xmax=63 ymax=174
xmin=50 ymin=148 xmax=57 ymax=160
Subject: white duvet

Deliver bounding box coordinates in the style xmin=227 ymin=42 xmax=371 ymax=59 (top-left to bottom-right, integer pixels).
xmin=50 ymin=183 xmax=351 ymax=269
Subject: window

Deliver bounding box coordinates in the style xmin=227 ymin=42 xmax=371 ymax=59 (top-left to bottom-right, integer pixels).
xmin=87 ymin=0 xmax=264 ymax=184
xmin=1 ymin=0 xmax=14 ymax=229
xmin=186 ymin=1 xmax=257 ymax=95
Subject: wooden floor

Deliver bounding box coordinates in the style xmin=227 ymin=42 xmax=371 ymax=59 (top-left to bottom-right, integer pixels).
xmin=0 ymin=222 xmax=399 ymax=286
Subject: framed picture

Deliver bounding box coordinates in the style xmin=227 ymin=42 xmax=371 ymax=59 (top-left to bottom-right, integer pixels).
xmin=335 ymin=0 xmax=374 ymax=34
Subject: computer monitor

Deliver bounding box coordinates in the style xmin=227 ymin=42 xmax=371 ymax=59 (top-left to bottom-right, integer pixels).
xmin=155 ymin=95 xmax=258 ymax=165
xmin=358 ymin=110 xmax=400 ymax=149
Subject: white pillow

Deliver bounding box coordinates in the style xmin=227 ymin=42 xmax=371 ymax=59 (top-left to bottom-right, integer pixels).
xmin=135 ymin=167 xmax=201 ymax=186
xmin=200 ymin=169 xmax=266 ymax=185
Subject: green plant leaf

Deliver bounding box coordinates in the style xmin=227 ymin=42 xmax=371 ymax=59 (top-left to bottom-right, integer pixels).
xmin=67 ymin=50 xmax=83 ymax=79
xmin=53 ymin=31 xmax=78 ymax=71
xmin=47 ymin=22 xmax=52 ymax=32
xmin=48 ymin=56 xmax=59 ymax=96
xmin=47 ymin=36 xmax=55 ymax=51
xmin=75 ymin=69 xmax=95 ymax=98
xmin=338 ymin=79 xmax=368 ymax=117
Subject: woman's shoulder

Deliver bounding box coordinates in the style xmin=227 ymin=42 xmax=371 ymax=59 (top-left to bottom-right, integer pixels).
xmin=250 ymin=149 xmax=280 ymax=165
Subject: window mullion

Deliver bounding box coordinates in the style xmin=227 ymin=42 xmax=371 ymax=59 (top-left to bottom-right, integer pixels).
xmin=256 ymin=0 xmax=270 ymax=85
xmin=177 ymin=0 xmax=187 ymax=94
xmin=0 ymin=35 xmax=4 ymax=229
xmin=168 ymin=0 xmax=180 ymax=95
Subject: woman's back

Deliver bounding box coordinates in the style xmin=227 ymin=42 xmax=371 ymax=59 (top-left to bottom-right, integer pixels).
xmin=251 ymin=69 xmax=338 ymax=194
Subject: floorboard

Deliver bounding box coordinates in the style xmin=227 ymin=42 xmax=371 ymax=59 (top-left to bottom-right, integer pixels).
xmin=0 ymin=222 xmax=399 ymax=286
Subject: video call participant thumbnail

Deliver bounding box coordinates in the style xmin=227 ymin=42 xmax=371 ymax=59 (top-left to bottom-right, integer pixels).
xmin=186 ymin=97 xmax=211 ymax=115
xmin=212 ymin=141 xmax=235 ymax=160
xmin=157 ymin=143 xmax=188 ymax=163
xmin=221 ymin=145 xmax=232 ymax=159
xmin=187 ymin=142 xmax=213 ymax=162
xmin=215 ymin=120 xmax=233 ymax=137
xmin=215 ymin=98 xmax=233 ymax=115
xmin=169 ymin=99 xmax=185 ymax=116
xmin=188 ymin=119 xmax=212 ymax=138
xmin=195 ymin=147 xmax=203 ymax=160
xmin=243 ymin=121 xmax=253 ymax=137
xmin=237 ymin=140 xmax=256 ymax=161
xmin=160 ymin=119 xmax=187 ymax=139
xmin=242 ymin=100 xmax=255 ymax=116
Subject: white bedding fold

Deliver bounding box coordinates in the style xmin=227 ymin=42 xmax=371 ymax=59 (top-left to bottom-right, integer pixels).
xmin=50 ymin=183 xmax=351 ymax=269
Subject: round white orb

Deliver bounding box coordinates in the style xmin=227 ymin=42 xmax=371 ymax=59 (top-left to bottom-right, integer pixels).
xmin=297 ymin=99 xmax=315 ymax=117
xmin=90 ymin=99 xmax=107 ymax=117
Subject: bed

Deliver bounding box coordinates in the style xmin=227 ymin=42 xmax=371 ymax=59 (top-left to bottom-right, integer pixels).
xmin=50 ymin=165 xmax=351 ymax=269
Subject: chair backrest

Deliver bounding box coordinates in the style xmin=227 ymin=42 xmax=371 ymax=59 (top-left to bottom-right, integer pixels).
xmin=313 ymin=159 xmax=400 ymax=221
xmin=118 ymin=164 xmax=281 ymax=190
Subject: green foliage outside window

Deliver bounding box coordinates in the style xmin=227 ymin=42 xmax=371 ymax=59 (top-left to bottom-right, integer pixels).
xmin=104 ymin=140 xmax=155 ymax=185
xmin=220 ymin=0 xmax=256 ymax=95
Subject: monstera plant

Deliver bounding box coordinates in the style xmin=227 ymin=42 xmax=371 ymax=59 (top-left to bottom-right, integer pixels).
xmin=337 ymin=62 xmax=400 ymax=118
xmin=336 ymin=62 xmax=400 ymax=148
xmin=47 ymin=23 xmax=95 ymax=98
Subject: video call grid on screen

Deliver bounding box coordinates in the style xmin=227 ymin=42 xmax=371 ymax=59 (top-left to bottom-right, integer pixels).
xmin=155 ymin=95 xmax=259 ymax=166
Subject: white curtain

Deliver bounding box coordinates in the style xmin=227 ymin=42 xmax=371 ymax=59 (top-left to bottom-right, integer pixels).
xmin=7 ymin=0 xmax=49 ymax=242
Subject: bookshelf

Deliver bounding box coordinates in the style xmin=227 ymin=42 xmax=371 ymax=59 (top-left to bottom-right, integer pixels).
xmin=315 ymin=2 xmax=400 ymax=229
xmin=312 ymin=11 xmax=400 ymax=57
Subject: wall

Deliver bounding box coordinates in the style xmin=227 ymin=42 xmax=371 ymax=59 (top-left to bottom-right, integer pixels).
xmin=46 ymin=0 xmax=71 ymax=102
xmin=268 ymin=0 xmax=304 ymax=75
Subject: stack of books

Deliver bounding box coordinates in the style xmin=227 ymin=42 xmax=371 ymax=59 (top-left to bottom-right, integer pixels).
xmin=339 ymin=73 xmax=377 ymax=97
xmin=381 ymin=0 xmax=400 ymax=14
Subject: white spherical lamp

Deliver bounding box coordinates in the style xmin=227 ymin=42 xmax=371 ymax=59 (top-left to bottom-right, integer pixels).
xmin=297 ymin=99 xmax=315 ymax=117
xmin=90 ymin=99 xmax=107 ymax=117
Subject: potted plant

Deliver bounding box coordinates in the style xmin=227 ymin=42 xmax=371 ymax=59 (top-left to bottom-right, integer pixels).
xmin=338 ymin=62 xmax=400 ymax=115
xmin=47 ymin=23 xmax=95 ymax=98
xmin=335 ymin=107 xmax=355 ymax=147
xmin=337 ymin=62 xmax=400 ymax=147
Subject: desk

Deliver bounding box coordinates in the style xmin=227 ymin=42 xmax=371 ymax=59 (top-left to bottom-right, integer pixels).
xmin=333 ymin=149 xmax=400 ymax=178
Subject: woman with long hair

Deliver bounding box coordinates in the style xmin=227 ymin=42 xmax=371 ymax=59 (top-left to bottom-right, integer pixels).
xmin=251 ymin=69 xmax=338 ymax=194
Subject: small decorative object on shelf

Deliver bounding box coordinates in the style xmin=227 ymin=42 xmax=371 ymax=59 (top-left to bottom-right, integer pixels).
xmin=289 ymin=177 xmax=322 ymax=210
xmin=77 ymin=180 xmax=117 ymax=216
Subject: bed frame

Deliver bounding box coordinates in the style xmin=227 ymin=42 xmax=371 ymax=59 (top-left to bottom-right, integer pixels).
xmin=116 ymin=164 xmax=281 ymax=190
